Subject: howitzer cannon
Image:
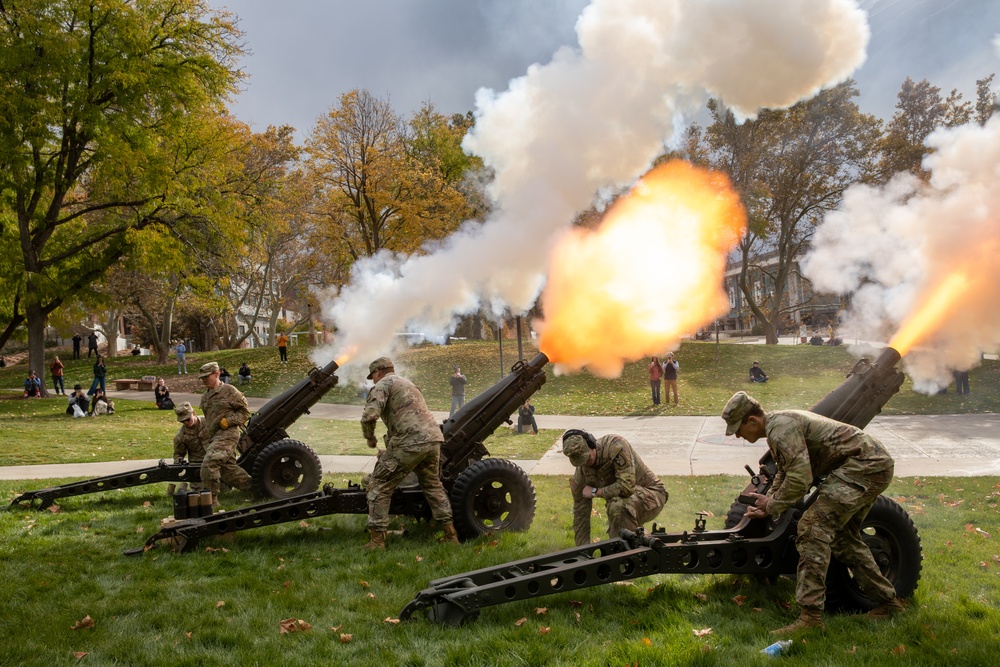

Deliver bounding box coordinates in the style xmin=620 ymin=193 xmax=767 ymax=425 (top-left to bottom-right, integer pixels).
xmin=8 ymin=361 xmax=341 ymax=511
xmin=124 ymin=353 xmax=550 ymax=555
xmin=400 ymin=346 xmax=922 ymax=626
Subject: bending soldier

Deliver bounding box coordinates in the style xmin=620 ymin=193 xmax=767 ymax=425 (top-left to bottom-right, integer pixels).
xmin=723 ymin=391 xmax=905 ymax=635
xmin=561 ymin=429 xmax=668 ymax=546
xmin=361 ymin=356 xmax=458 ymax=549
xmin=198 ymin=362 xmax=253 ymax=507
xmin=173 ymin=401 xmax=207 ymax=490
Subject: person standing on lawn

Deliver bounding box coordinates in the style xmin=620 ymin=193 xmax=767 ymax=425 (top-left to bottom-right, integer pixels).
xmin=362 ymin=356 xmax=458 ymax=549
xmin=561 ymin=429 xmax=668 ymax=547
xmin=723 ymin=391 xmax=905 ymax=635
xmin=662 ymin=353 xmax=679 ymax=405
xmin=175 ymin=340 xmax=188 ymax=375
xmin=448 ymin=365 xmax=467 ymax=418
xmin=277 ymin=331 xmax=289 ymax=363
xmin=50 ymin=356 xmax=65 ymax=395
xmin=198 ymin=362 xmax=253 ymax=507
xmin=648 ymin=356 xmax=663 ymax=405
xmin=87 ymin=331 xmax=99 ymax=358
xmin=72 ymin=333 xmax=83 ymax=359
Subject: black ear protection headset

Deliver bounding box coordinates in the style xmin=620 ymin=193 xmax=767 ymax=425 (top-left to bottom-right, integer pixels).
xmin=562 ymin=429 xmax=597 ymax=449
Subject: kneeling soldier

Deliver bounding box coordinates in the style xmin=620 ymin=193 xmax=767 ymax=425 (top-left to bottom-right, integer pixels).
xmin=723 ymin=390 xmax=905 ymax=635
xmin=198 ymin=362 xmax=253 ymax=507
xmin=561 ymin=429 xmax=668 ymax=546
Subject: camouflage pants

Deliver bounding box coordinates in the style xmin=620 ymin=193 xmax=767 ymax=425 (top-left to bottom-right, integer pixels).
xmin=606 ymin=486 xmax=668 ymax=540
xmin=200 ymin=429 xmax=252 ymax=497
xmin=795 ymin=463 xmax=897 ymax=611
xmin=366 ymin=442 xmax=452 ymax=531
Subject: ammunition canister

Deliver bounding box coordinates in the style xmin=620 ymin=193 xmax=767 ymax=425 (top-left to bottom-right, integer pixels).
xmin=199 ymin=490 xmax=214 ymax=517
xmin=173 ymin=487 xmax=188 ymax=520
xmin=187 ymin=491 xmax=200 ymax=517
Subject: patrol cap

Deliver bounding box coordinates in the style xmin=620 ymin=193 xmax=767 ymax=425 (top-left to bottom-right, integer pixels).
xmin=367 ymin=356 xmax=393 ymax=380
xmin=198 ymin=361 xmax=220 ymax=378
xmin=722 ymin=391 xmax=761 ymax=436
xmin=561 ymin=432 xmax=592 ymax=467
xmin=175 ymin=402 xmax=195 ymax=422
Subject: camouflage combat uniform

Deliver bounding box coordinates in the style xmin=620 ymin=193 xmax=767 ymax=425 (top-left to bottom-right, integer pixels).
xmin=570 ymin=434 xmax=668 ymax=546
xmin=362 ymin=373 xmax=452 ymax=531
xmin=762 ymin=410 xmax=898 ymax=612
xmin=173 ymin=415 xmax=208 ymax=465
xmin=199 ymin=383 xmax=253 ymax=497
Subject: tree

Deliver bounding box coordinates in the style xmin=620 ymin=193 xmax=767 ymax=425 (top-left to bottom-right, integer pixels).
xmin=305 ymin=91 xmax=471 ymax=285
xmin=975 ymin=74 xmax=1000 ymax=125
xmin=707 ymin=81 xmax=882 ymax=344
xmin=0 ymin=0 xmax=242 ymax=388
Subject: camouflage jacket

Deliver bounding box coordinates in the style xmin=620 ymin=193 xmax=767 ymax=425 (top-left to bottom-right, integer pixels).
xmin=571 ymin=434 xmax=665 ymax=536
xmin=361 ymin=373 xmax=443 ymax=450
xmin=764 ymin=410 xmax=893 ymax=516
xmin=173 ymin=416 xmax=208 ymax=464
xmin=199 ymin=383 xmax=251 ymax=440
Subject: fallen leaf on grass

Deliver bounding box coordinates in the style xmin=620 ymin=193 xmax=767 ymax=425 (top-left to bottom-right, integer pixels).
xmin=185 ymin=632 xmax=192 ymax=639
xmin=538 ymin=626 xmax=551 ymax=635
xmin=415 ymin=555 xmax=424 ymax=562
xmin=612 ymin=581 xmax=634 ymax=586
xmin=980 ymin=561 xmax=990 ymax=569
xmin=359 ymin=580 xmax=370 ymax=588
xmin=732 ymin=595 xmax=746 ymax=606
xmin=136 ymin=525 xmax=144 ymax=533
xmin=752 ymin=607 xmax=763 ymax=613
xmin=569 ymin=600 xmax=583 ymax=608
xmin=48 ymin=505 xmax=61 ymax=514
xmin=641 ymin=638 xmax=652 ymax=646
xmin=384 ymin=617 xmax=400 ymax=624
xmin=892 ymin=644 xmax=906 ymax=655
xmin=330 ymin=625 xmax=342 ymax=632
xmin=142 ymin=501 xmax=152 ymax=508
xmin=847 ymin=646 xmax=857 ymax=654
xmin=298 ymin=521 xmax=309 ymax=528
xmin=514 ymin=618 xmax=527 ymax=627
xmin=73 ymin=652 xmax=88 ymax=659
xmin=774 ymin=599 xmax=793 ymax=609
xmin=366 ymin=593 xmax=376 ymax=600
xmin=694 ymin=593 xmax=708 ymax=602
xmin=339 ymin=633 xmax=352 ymax=643
xmin=215 ymin=601 xmax=225 ymax=609
xmin=279 ymin=618 xmax=312 ymax=634
xmin=692 ymin=628 xmax=713 ymax=637
xmin=535 ymin=607 xmax=547 ymax=615
xmin=992 ymin=555 xmax=1000 ymax=563
xmin=574 ymin=612 xmax=581 ymax=623
xmin=71 ymin=616 xmax=94 ymax=630
xmin=976 ymin=528 xmax=991 ymax=538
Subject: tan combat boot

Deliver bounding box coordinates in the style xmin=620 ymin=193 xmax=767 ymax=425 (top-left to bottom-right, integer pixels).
xmin=364 ymin=529 xmax=387 ymax=550
xmin=866 ymin=598 xmax=906 ymax=619
xmin=771 ymin=607 xmax=824 ymax=635
xmin=440 ymin=522 xmax=460 ymax=545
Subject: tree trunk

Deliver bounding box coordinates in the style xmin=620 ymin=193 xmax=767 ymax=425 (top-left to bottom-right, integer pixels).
xmin=25 ymin=300 xmax=50 ymax=398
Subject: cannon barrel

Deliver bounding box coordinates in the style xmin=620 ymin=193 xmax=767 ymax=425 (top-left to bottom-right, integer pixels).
xmin=237 ymin=360 xmax=340 ymax=466
xmin=439 ymin=352 xmax=548 ymax=481
xmin=810 ymin=346 xmax=904 ymax=429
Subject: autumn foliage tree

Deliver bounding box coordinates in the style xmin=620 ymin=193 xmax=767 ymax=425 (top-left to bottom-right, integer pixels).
xmin=0 ymin=0 xmax=242 ymax=388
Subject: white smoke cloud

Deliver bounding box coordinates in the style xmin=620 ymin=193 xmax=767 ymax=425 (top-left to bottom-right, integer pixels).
xmin=803 ymin=114 xmax=1000 ymax=392
xmin=317 ymin=0 xmax=869 ymax=376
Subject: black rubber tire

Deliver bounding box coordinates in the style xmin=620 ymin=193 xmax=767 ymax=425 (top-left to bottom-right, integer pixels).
xmin=251 ymin=439 xmax=322 ymax=500
xmin=724 ymin=501 xmax=749 ymax=529
xmin=449 ymin=458 xmax=536 ymax=541
xmin=825 ymin=495 xmax=923 ymax=611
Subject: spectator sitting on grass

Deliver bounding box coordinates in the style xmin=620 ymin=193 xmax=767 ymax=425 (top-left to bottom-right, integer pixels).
xmin=67 ymin=384 xmax=89 ymax=417
xmin=749 ymin=361 xmax=769 ymax=383
xmin=238 ymin=362 xmax=252 ymax=385
xmin=91 ymin=389 xmax=115 ymax=416
xmin=23 ymin=370 xmax=42 ymax=398
xmin=219 ymin=367 xmax=231 ymax=384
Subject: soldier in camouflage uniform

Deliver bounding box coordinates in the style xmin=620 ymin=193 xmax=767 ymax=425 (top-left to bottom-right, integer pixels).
xmin=198 ymin=362 xmax=253 ymax=506
xmin=723 ymin=391 xmax=906 ymax=635
xmin=173 ymin=401 xmax=206 ymax=490
xmin=361 ymin=356 xmax=458 ymax=549
xmin=561 ymin=429 xmax=668 ymax=546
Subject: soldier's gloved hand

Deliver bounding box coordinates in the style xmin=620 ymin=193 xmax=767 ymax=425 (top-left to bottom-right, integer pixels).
xmin=366 ymin=437 xmax=378 ymax=449
xmin=219 ymin=417 xmax=229 ymax=430
xmin=174 ymin=458 xmax=184 ymax=465
xmin=747 ymin=492 xmax=772 ymax=516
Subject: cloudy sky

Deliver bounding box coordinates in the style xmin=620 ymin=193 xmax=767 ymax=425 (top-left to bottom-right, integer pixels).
xmin=207 ymin=0 xmax=999 ymax=138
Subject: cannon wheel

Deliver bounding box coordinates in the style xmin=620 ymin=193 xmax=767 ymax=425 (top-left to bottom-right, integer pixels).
xmin=450 ymin=458 xmax=536 ymax=541
xmin=825 ymin=495 xmax=922 ymax=611
xmin=724 ymin=501 xmax=749 ymax=529
xmin=251 ymin=439 xmax=322 ymax=500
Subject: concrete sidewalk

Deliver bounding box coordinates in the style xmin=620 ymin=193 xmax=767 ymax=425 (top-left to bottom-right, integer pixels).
xmin=2 ymin=387 xmax=998 ymax=481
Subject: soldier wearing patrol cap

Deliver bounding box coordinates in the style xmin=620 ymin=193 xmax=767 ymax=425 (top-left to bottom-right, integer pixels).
xmin=198 ymin=361 xmax=253 ymax=507
xmin=361 ymin=356 xmax=458 ymax=549
xmin=561 ymin=429 xmax=667 ymax=547
xmin=172 ymin=402 xmax=207 ymax=490
xmin=723 ymin=391 xmax=905 ymax=635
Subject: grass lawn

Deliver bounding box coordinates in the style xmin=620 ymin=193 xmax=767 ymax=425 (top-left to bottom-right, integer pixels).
xmin=2 ymin=340 xmax=997 ymax=418
xmin=1 ymin=474 xmax=998 ymax=666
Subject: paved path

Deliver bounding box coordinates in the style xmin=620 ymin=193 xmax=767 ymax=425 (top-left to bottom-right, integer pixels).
xmin=2 ymin=388 xmax=998 ymax=481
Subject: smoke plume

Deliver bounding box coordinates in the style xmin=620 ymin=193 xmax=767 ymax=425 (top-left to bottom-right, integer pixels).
xmin=802 ymin=111 xmax=1000 ymax=392
xmin=317 ymin=0 xmax=869 ymax=376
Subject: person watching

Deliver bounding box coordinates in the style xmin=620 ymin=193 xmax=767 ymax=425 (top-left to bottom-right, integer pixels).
xmin=749 ymin=361 xmax=769 ymax=383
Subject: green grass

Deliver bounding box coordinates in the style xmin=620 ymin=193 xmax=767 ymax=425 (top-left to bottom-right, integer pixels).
xmin=1 ymin=475 xmax=998 ymax=666
xmin=3 ymin=340 xmax=997 ymax=418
